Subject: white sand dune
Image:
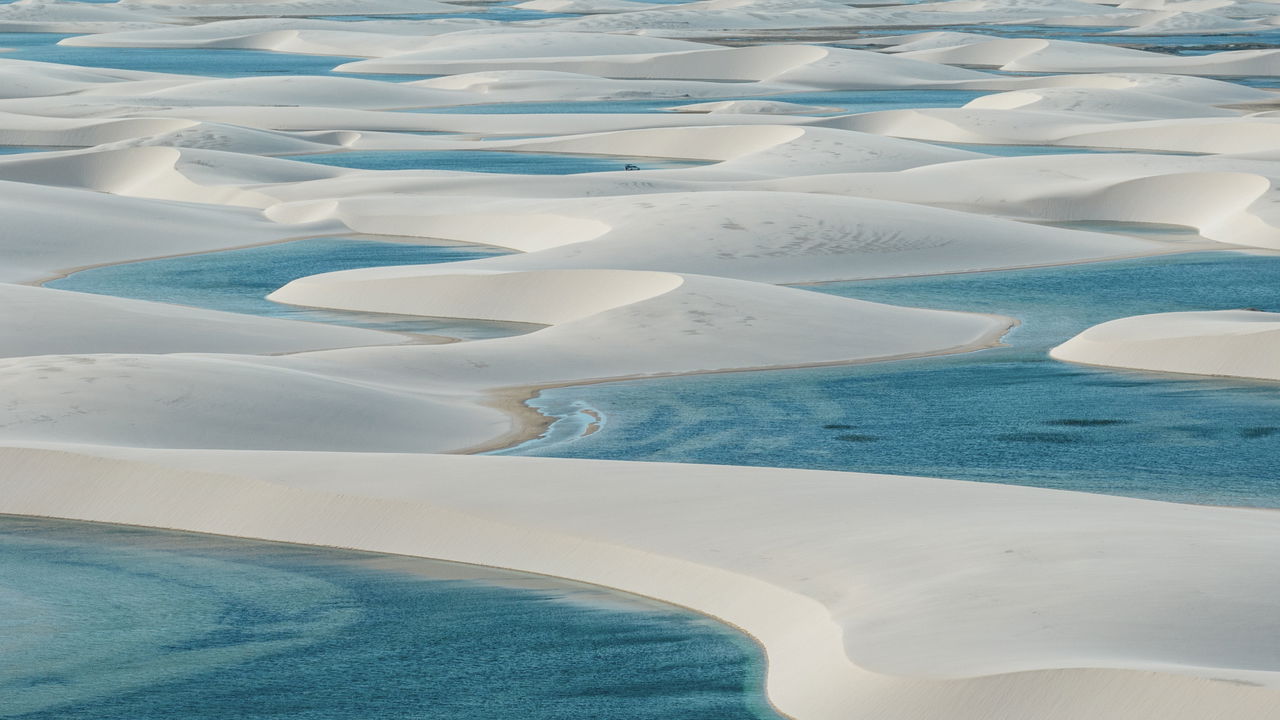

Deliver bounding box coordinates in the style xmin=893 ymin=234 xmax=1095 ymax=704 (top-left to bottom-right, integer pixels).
xmin=0 ymin=178 xmax=333 ymax=282
xmin=76 ymin=74 xmax=472 ymax=110
xmin=0 ymin=354 xmax=509 ymax=451
xmin=51 ymin=103 xmax=815 ymax=136
xmin=343 ymin=29 xmax=716 ymax=60
xmin=59 ymin=19 xmax=507 ymax=57
xmin=666 ymin=99 xmax=843 ymax=115
xmin=0 ymin=58 xmax=181 ymax=99
xmin=946 ymin=70 xmax=1276 ymax=106
xmin=59 ymin=23 xmax=698 ymax=58
xmin=412 ymin=68 xmax=783 ymax=104
xmin=0 ymin=269 xmax=1008 ymax=452
xmin=0 ymin=146 xmax=283 ymax=207
xmin=116 ymin=0 xmax=471 ymax=18
xmin=769 ymin=153 xmax=1280 ymax=249
xmin=267 ymin=270 xmax=1010 ymax=388
xmin=0 ymin=111 xmax=198 ymax=147
xmin=276 ymin=267 xmax=687 ymax=325
xmin=515 ymin=0 xmax=656 ymax=13
xmin=1052 ymin=309 xmax=1280 ymax=381
xmin=0 ymin=283 xmax=407 ymax=358
xmin=962 ymin=86 xmax=1242 ymax=119
xmin=828 ymin=105 xmax=1280 ymax=154
xmin=890 ymin=35 xmax=1280 ymax=77
xmin=339 ymin=44 xmax=999 ymax=88
xmin=538 ymin=0 xmax=1136 ymax=34
xmin=1107 ymin=10 xmax=1267 ymax=35
xmin=507 ymin=125 xmax=985 ymax=176
xmin=2 ymin=446 xmax=1279 ymax=720
xmin=104 ymin=121 xmax=366 ymax=156
xmin=0 ymin=0 xmax=175 ymax=32
xmin=272 ymin=191 xmax=1175 ymax=284
xmin=0 ymin=66 xmax=797 ymax=118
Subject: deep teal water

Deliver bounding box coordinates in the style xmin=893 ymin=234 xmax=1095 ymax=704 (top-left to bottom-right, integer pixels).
xmin=46 ymin=237 xmax=536 ymax=339
xmin=502 ymin=251 xmax=1280 ymax=507
xmin=0 ymin=515 xmax=778 ymax=720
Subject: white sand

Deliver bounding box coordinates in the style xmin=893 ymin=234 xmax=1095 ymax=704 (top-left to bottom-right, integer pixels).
xmin=1 ymin=0 xmax=1278 ymax=716
xmin=0 ymin=283 xmax=410 ymax=357
xmin=1052 ymin=310 xmax=1280 ymax=381
xmin=0 ymin=270 xmax=1010 ymax=452
xmin=267 ymin=190 xmax=1176 ymax=284
xmin=0 ymin=178 xmax=337 ymax=282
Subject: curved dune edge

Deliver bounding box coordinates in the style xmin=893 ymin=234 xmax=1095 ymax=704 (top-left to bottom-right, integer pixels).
xmin=264 ymin=191 xmax=1183 ymax=286
xmin=1 ymin=446 xmax=1279 ymax=720
xmin=0 ymin=269 xmax=1011 ymax=454
xmin=0 ymin=283 xmax=411 ymax=358
xmin=1051 ymin=310 xmax=1280 ymax=382
xmin=270 ymin=268 xmax=687 ymax=325
xmin=460 ymin=326 xmax=1012 ymax=457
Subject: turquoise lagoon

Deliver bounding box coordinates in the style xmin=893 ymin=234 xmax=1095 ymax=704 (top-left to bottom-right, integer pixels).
xmin=502 ymin=251 xmax=1280 ymax=508
xmin=0 ymin=32 xmax=429 ymax=80
xmin=46 ymin=236 xmax=535 ymax=339
xmin=0 ymin=515 xmax=778 ymax=720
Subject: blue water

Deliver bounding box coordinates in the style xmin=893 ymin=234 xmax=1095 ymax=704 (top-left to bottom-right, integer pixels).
xmin=0 ymin=32 xmax=419 ymax=79
xmin=0 ymin=515 xmax=778 ymax=720
xmin=503 ymin=251 xmax=1280 ymax=507
xmin=46 ymin=236 xmax=537 ymax=339
xmin=293 ymin=149 xmax=708 ymax=172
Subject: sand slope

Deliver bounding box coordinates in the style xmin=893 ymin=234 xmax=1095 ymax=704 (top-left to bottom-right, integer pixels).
xmin=1051 ymin=310 xmax=1280 ymax=381
xmin=0 ymin=270 xmax=1008 ymax=452
xmin=0 ymin=178 xmax=332 ymax=282
xmin=0 ymin=283 xmax=407 ymax=358
xmin=273 ymin=191 xmax=1174 ymax=284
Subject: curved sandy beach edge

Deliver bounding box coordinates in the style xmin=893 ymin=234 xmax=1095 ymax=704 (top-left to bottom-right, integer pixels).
xmin=459 ymin=317 xmax=1015 ymax=455
xmin=2 ymin=446 xmax=1279 ymax=720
